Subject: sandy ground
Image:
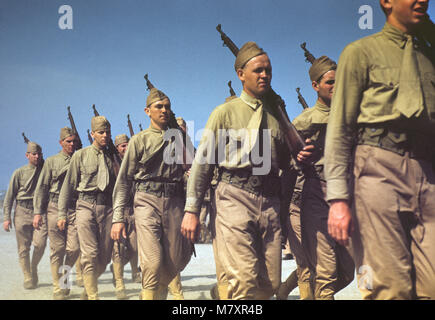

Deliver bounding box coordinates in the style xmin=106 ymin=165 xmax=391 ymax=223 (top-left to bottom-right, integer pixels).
xmin=0 ymin=224 xmax=362 ymax=300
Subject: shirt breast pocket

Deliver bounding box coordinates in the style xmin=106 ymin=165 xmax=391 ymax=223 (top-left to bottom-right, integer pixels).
xmin=370 ymin=66 xmax=400 ymax=90
xmin=83 ymin=164 xmax=98 ymax=177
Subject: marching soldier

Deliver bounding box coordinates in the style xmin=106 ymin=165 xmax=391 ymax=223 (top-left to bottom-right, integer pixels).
xmin=58 ymin=116 xmax=116 ymax=300
xmin=110 ymin=133 xmax=140 ymax=300
xmin=181 ymin=42 xmax=313 ymax=299
xmin=326 ymin=0 xmax=435 ymax=299
xmin=3 ymin=142 xmax=48 ymax=289
xmin=111 ymin=87 xmax=192 ymax=300
xmin=293 ymin=56 xmax=354 ymax=300
xmin=33 ymin=127 xmax=82 ymax=300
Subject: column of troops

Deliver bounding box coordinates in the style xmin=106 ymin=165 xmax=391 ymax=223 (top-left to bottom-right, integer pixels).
xmin=3 ymin=1 xmax=435 ymax=300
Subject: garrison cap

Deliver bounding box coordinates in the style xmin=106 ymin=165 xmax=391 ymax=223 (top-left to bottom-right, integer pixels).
xmin=309 ymin=56 xmax=337 ymax=82
xmin=114 ymin=134 xmax=129 ymax=146
xmin=60 ymin=127 xmax=74 ymax=141
xmin=91 ymin=116 xmax=111 ymax=132
xmin=27 ymin=142 xmax=42 ymax=153
xmin=146 ymin=88 xmax=170 ymax=108
xmin=234 ymin=41 xmax=267 ymax=71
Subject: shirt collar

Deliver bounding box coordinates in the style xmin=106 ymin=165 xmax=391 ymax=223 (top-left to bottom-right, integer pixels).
xmin=382 ymin=22 xmax=412 ymax=49
xmin=148 ymin=125 xmax=167 ymax=134
xmin=314 ymin=100 xmax=330 ymax=113
xmin=240 ymin=90 xmax=263 ymax=111
xmin=60 ymin=150 xmax=71 ymax=159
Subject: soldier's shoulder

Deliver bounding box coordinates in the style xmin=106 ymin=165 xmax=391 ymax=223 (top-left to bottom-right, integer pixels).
xmin=213 ymin=97 xmax=242 ymax=114
xmin=342 ymin=30 xmax=384 ymax=56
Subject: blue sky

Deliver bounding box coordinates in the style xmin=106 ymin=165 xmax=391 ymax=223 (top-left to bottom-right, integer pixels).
xmin=0 ymin=0 xmax=433 ymax=188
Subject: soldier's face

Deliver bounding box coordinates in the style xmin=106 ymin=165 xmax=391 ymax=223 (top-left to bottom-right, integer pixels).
xmin=92 ymin=130 xmax=111 ymax=149
xmin=60 ymin=135 xmax=78 ymax=156
xmin=116 ymin=142 xmax=128 ymax=158
xmin=382 ymin=0 xmax=429 ymax=31
xmin=26 ymin=152 xmax=43 ymax=166
xmin=145 ymin=99 xmax=171 ymax=129
xmin=313 ymin=70 xmax=335 ymax=106
xmin=237 ymin=54 xmax=272 ymax=99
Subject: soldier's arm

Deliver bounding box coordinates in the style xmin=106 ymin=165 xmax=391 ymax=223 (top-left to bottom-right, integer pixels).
xmin=3 ymin=170 xmax=19 ymax=231
xmin=325 ymin=42 xmax=367 ymax=245
xmin=33 ymin=160 xmax=51 ymax=216
xmin=58 ymin=153 xmax=80 ymax=222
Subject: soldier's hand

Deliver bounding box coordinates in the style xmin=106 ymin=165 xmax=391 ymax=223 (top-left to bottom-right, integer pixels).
xmin=57 ymin=219 xmax=66 ymax=231
xmin=181 ymin=212 xmax=200 ymax=243
xmin=33 ymin=214 xmax=42 ymax=230
xmin=3 ymin=220 xmax=12 ymax=232
xmin=111 ymin=222 xmax=126 ymax=241
xmin=328 ymin=200 xmax=354 ymax=247
xmin=297 ymin=139 xmax=315 ymax=164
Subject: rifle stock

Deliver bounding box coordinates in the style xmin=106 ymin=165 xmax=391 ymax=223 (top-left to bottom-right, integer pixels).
xmin=22 ymin=132 xmax=30 ymax=144
xmin=296 ymin=88 xmax=309 ymax=110
xmin=216 ymin=24 xmax=306 ymax=159
xmin=127 ymin=114 xmax=135 ymax=137
xmin=67 ymin=106 xmax=83 ymax=150
xmin=228 ymin=81 xmax=236 ymax=97
xmin=87 ymin=129 xmax=93 ymax=145
xmin=300 ymin=42 xmax=316 ymax=64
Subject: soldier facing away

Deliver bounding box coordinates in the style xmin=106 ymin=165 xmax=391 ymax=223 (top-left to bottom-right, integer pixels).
xmin=3 ymin=142 xmax=48 ymax=289
xmin=325 ymin=0 xmax=435 ymax=299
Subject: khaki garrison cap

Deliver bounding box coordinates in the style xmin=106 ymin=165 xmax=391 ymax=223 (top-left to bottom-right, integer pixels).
xmin=234 ymin=41 xmax=267 ymax=71
xmin=309 ymin=56 xmax=337 ymax=82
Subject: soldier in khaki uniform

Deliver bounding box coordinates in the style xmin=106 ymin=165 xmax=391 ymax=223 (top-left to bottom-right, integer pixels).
xmin=111 ymin=88 xmax=192 ymax=300
xmin=326 ymin=0 xmax=435 ymax=299
xmin=3 ymin=142 xmax=48 ymax=289
xmin=181 ymin=42 xmax=313 ymax=300
xmin=291 ymin=56 xmax=355 ymax=300
xmin=33 ymin=127 xmax=82 ymax=300
xmin=58 ymin=116 xmax=116 ymax=300
xmin=277 ymin=169 xmax=313 ymax=300
xmin=109 ymin=133 xmax=140 ymax=300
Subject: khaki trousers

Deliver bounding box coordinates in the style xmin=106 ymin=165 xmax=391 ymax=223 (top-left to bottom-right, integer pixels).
xmin=134 ymin=191 xmax=192 ymax=290
xmin=287 ymin=201 xmax=312 ymax=290
xmin=301 ymin=177 xmax=355 ymax=300
xmin=352 ymin=145 xmax=435 ymax=300
xmin=214 ymin=182 xmax=282 ymax=300
xmin=14 ymin=205 xmax=48 ymax=273
xmin=75 ymin=199 xmax=113 ymax=277
xmin=47 ymin=201 xmax=80 ymax=291
xmin=47 ymin=202 xmax=80 ymax=268
xmin=112 ymin=207 xmax=138 ymax=265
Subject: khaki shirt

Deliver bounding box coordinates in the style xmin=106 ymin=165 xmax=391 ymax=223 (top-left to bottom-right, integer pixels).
xmin=325 ymin=23 xmax=435 ymax=201
xmin=112 ymin=126 xmax=186 ymax=223
xmin=33 ymin=151 xmax=72 ymax=215
xmin=293 ymin=100 xmax=329 ymax=171
xmin=3 ymin=163 xmax=42 ymax=221
xmin=184 ymin=90 xmax=290 ymax=214
xmin=58 ymin=145 xmax=116 ymax=220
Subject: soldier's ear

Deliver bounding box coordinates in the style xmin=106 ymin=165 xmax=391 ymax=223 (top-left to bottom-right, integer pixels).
xmin=312 ymin=80 xmax=320 ymax=92
xmin=237 ymin=68 xmax=245 ymax=82
xmin=379 ymin=0 xmax=392 ymax=16
xmin=144 ymin=106 xmax=151 ymax=117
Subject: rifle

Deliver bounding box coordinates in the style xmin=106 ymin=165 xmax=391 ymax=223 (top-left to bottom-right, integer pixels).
xmin=87 ymin=129 xmax=93 ymax=145
xmin=228 ymin=81 xmax=236 ymax=97
xmin=127 ymin=114 xmax=135 ymax=137
xmin=296 ymin=88 xmax=309 ymax=110
xmin=300 ymin=42 xmax=316 ymax=64
xmin=139 ymin=124 xmax=143 ymax=132
xmin=92 ymin=104 xmax=100 ymax=117
xmin=22 ymin=132 xmax=30 ymax=144
xmin=144 ymin=73 xmax=196 ymax=257
xmin=216 ymin=24 xmax=306 ymax=159
xmin=67 ymin=106 xmax=83 ymax=150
